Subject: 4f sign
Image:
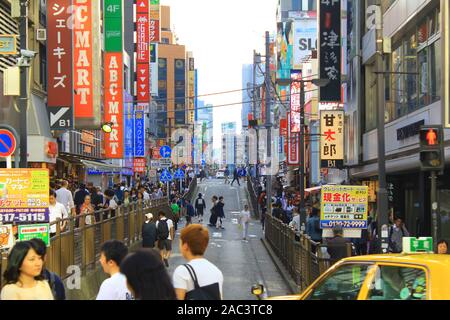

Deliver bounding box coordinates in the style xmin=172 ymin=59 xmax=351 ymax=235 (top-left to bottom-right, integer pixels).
xmin=366 ymin=5 xmax=382 ymax=31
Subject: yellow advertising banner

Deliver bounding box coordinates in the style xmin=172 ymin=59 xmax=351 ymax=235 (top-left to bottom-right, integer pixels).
xmin=320 ymin=185 xmax=368 ymax=229
xmin=320 ymin=110 xmax=344 ymax=168
xmin=0 ymin=169 xmax=50 ymax=224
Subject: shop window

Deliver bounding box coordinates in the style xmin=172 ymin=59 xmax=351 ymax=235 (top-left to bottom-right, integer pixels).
xmin=404 ymin=32 xmax=417 ymax=113
xmin=430 ymin=39 xmax=441 ymax=103
xmin=364 ymin=65 xmax=377 ymax=132
xmin=391 ymin=44 xmax=405 ymax=119
xmin=418 ymin=48 xmax=429 ymax=108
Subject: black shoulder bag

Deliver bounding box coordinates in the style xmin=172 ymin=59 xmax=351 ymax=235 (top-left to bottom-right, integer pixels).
xmin=183 ymin=264 xmax=221 ymax=300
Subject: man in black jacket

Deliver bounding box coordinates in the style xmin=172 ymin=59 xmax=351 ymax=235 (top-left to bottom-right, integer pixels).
xmin=231 ymin=168 xmax=240 ymax=186
xmin=326 ymin=227 xmax=352 ymax=264
xmin=142 ymin=213 xmax=157 ymax=248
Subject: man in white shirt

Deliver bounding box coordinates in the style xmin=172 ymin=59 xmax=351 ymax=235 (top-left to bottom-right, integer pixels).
xmin=49 ymin=190 xmax=68 ymax=236
xmin=97 ymin=240 xmax=133 ymax=300
xmin=55 ymin=180 xmax=75 ymax=217
xmin=155 ymin=211 xmax=174 ymax=267
xmin=173 ymin=224 xmax=223 ymax=300
xmin=140 ymin=186 xmax=151 ymax=202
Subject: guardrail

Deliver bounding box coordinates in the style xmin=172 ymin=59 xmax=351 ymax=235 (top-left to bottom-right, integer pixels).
xmin=0 ymin=198 xmax=169 ymax=288
xmin=265 ymin=214 xmax=352 ymax=291
xmin=247 ymin=177 xmax=259 ymax=219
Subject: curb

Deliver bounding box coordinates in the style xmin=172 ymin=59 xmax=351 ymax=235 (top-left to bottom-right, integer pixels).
xmin=260 ymin=238 xmax=301 ymax=295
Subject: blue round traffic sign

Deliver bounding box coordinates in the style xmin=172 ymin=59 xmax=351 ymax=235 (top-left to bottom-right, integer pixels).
xmin=160 ymin=146 xmax=172 ymax=159
xmin=0 ymin=129 xmax=16 ymax=158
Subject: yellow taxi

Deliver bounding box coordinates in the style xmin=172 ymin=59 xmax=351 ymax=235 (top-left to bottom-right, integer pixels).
xmin=253 ymin=239 xmax=450 ymax=300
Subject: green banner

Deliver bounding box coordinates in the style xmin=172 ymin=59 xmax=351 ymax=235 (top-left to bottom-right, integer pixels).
xmin=150 ymin=0 xmax=160 ymax=5
xmin=18 ymin=224 xmax=50 ymax=247
xmin=104 ymin=0 xmax=123 ymax=52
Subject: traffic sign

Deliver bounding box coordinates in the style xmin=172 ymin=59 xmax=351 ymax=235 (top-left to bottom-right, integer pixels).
xmin=159 ymin=169 xmax=173 ymax=183
xmin=403 ymin=237 xmax=433 ymax=253
xmin=174 ymin=169 xmax=185 ymax=180
xmin=48 ymin=106 xmax=73 ymax=130
xmin=160 ymin=145 xmax=172 ymax=158
xmin=0 ymin=129 xmax=16 ymax=157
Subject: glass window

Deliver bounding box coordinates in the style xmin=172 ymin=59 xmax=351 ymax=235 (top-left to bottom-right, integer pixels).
xmin=391 ymin=44 xmax=406 ymax=118
xmin=404 ymin=33 xmax=418 ymax=113
xmin=430 ymin=39 xmax=441 ymax=103
xmin=418 ymin=48 xmax=429 ymax=107
xmin=367 ymin=266 xmax=427 ymax=300
xmin=305 ymin=264 xmax=370 ymax=300
xmin=365 ymin=65 xmax=377 ymax=132
xmin=418 ymin=20 xmax=428 ymax=47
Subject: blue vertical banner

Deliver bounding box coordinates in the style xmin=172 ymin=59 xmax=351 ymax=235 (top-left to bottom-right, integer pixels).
xmin=124 ymin=91 xmax=134 ymax=169
xmin=134 ymin=110 xmax=145 ymax=157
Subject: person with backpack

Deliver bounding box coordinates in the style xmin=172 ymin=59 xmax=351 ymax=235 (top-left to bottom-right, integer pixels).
xmin=185 ymin=200 xmax=196 ymax=226
xmin=388 ymin=217 xmax=410 ymax=253
xmin=194 ymin=193 xmax=207 ymax=223
xmin=171 ymin=199 xmax=181 ymax=231
xmin=29 ymin=238 xmax=66 ymax=300
xmin=156 ymin=211 xmax=174 ymax=267
xmin=173 ymin=224 xmax=223 ymax=300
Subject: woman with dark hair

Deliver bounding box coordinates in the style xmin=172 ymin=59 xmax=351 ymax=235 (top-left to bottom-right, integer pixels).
xmin=1 ymin=241 xmax=53 ymax=300
xmin=437 ymin=239 xmax=449 ymax=254
xmin=120 ymin=249 xmax=176 ymax=300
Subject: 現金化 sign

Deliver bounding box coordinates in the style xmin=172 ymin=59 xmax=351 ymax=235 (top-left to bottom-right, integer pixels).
xmin=0 ymin=169 xmax=50 ymax=224
xmin=320 ymin=185 xmax=369 ymax=230
xmin=320 ymin=110 xmax=344 ymax=169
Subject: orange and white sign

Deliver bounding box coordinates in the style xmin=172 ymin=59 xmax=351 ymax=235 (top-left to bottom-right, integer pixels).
xmin=0 ymin=225 xmax=14 ymax=249
xmin=73 ymin=0 xmax=94 ymax=118
xmin=104 ymin=52 xmax=124 ymax=158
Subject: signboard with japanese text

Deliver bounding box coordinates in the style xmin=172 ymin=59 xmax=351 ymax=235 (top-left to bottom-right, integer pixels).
xmin=134 ymin=110 xmax=145 ymax=157
xmin=104 ymin=53 xmax=124 ymax=158
xmin=124 ymin=91 xmax=135 ymax=169
xmin=0 ymin=225 xmax=14 ymax=249
xmin=47 ymin=0 xmax=73 ymax=129
xmin=150 ymin=0 xmax=160 ymax=43
xmin=0 ymin=169 xmax=50 ymax=224
xmin=290 ymin=70 xmax=301 ymax=133
xmin=319 ymin=0 xmax=342 ymax=102
xmin=136 ymin=2 xmax=150 ymax=108
xmin=134 ymin=158 xmax=147 ymax=174
xmin=320 ymin=110 xmax=344 ymax=168
xmin=320 ymin=185 xmax=369 ymax=230
xmin=150 ymin=19 xmax=160 ymax=43
xmin=104 ymin=0 xmax=123 ymax=52
xmin=136 ymin=12 xmax=150 ymax=64
xmin=73 ymin=0 xmax=94 ymax=118
xmin=293 ymin=17 xmax=317 ymax=69
xmin=287 ymin=113 xmax=300 ymax=166
xmin=18 ymin=224 xmax=50 ymax=246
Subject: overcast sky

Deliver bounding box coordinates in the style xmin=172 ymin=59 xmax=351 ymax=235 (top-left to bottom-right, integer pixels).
xmin=161 ymin=0 xmax=277 ymax=149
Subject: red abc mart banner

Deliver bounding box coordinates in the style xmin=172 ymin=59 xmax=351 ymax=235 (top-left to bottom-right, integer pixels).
xmin=73 ymin=0 xmax=94 ymax=118
xmin=104 ymin=53 xmax=124 ymax=158
xmin=47 ymin=0 xmax=73 ymax=129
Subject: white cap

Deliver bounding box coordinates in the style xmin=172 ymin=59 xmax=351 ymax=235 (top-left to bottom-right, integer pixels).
xmin=145 ymin=213 xmax=153 ymax=220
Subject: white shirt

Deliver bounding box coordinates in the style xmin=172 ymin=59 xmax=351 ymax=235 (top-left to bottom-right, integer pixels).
xmin=173 ymin=258 xmax=223 ymax=299
xmin=49 ymin=202 xmax=68 ymax=233
xmin=143 ymin=191 xmax=151 ymax=201
xmin=155 ymin=218 xmax=174 ymax=240
xmin=240 ymin=210 xmax=251 ymax=224
xmin=108 ymin=199 xmax=118 ymax=210
xmin=55 ymin=187 xmax=74 ymax=212
xmin=96 ymin=273 xmax=133 ymax=300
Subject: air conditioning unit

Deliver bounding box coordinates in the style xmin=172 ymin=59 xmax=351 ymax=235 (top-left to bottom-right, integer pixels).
xmin=36 ymin=29 xmax=47 ymax=41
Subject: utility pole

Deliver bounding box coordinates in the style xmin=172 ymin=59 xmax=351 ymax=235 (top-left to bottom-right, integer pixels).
xmin=299 ymin=80 xmax=306 ymax=232
xmin=252 ymin=50 xmax=260 ymax=183
xmin=18 ymin=1 xmax=29 ymax=168
xmin=265 ymin=31 xmax=272 ymax=215
xmin=376 ymin=12 xmax=389 ymax=253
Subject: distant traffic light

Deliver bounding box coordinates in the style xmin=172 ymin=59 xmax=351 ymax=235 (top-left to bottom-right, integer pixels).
xmin=419 ymin=126 xmax=444 ymax=171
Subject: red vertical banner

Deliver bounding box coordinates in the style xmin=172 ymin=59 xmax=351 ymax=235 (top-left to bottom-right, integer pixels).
xmin=104 ymin=53 xmax=124 ymax=158
xmin=136 ymin=12 xmax=149 ymax=64
xmin=73 ymin=0 xmax=94 ymax=118
xmin=137 ymin=63 xmax=149 ymax=102
xmin=287 ymin=113 xmax=300 ymax=166
xmin=136 ymin=3 xmax=150 ymax=107
xmin=47 ymin=0 xmax=73 ymax=129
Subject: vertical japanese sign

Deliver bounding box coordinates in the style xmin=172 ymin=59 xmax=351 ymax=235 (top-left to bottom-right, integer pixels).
xmin=47 ymin=0 xmax=73 ymax=129
xmin=290 ymin=70 xmax=301 ymax=133
xmin=150 ymin=0 xmax=160 ymax=43
xmin=0 ymin=169 xmax=50 ymax=224
xmin=73 ymin=0 xmax=94 ymax=118
xmin=124 ymin=91 xmax=134 ymax=169
xmin=320 ymin=110 xmax=344 ymax=168
xmin=320 ymin=185 xmax=369 ymax=229
xmin=188 ymin=57 xmax=195 ymax=123
xmin=134 ymin=110 xmax=145 ymax=157
xmin=136 ymin=1 xmax=150 ymax=106
xmin=287 ymin=113 xmax=300 ymax=166
xmin=319 ymin=0 xmax=342 ymax=102
xmin=104 ymin=0 xmax=124 ymax=159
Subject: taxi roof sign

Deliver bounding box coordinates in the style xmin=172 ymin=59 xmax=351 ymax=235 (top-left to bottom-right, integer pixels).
xmin=403 ymin=237 xmax=434 ymax=254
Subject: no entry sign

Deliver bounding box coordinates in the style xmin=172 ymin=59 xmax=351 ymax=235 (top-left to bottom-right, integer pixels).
xmin=0 ymin=129 xmax=16 ymax=158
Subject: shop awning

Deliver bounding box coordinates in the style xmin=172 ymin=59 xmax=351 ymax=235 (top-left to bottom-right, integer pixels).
xmin=81 ymin=160 xmax=123 ymax=174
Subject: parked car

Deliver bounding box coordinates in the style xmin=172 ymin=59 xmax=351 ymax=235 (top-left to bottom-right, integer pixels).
xmin=216 ymin=170 xmax=225 ymax=179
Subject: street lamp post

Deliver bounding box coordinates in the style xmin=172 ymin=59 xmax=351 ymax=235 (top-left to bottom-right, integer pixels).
xmin=277 ymin=77 xmax=329 ymax=232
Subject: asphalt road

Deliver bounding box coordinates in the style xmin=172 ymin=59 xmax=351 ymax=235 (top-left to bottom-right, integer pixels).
xmin=166 ymin=178 xmax=289 ymax=300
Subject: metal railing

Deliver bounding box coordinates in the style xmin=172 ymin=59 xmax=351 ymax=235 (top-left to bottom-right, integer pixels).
xmin=265 ymin=214 xmax=352 ymax=291
xmin=0 ymin=198 xmax=168 ymax=288
xmin=247 ymin=177 xmax=260 ymax=219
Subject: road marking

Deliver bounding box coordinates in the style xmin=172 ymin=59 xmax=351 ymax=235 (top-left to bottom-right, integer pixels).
xmin=249 ymin=235 xmax=257 ymax=238
xmin=212 ymin=232 xmax=222 ymax=238
xmin=231 ymin=219 xmax=238 ymax=224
